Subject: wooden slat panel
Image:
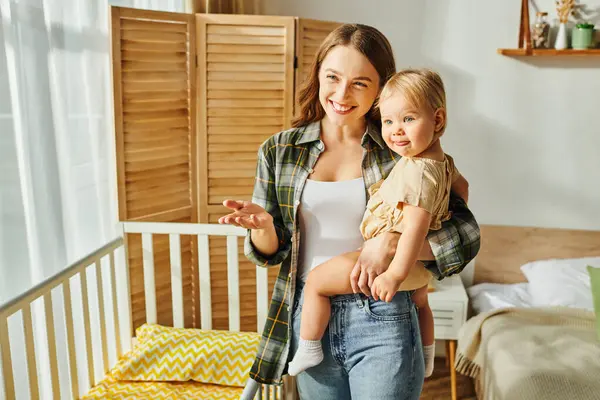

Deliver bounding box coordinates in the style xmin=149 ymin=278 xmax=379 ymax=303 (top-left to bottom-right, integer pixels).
xmin=197 ymin=14 xmax=294 ymax=330
xmin=122 ymin=70 xmax=188 ymax=81
xmin=207 ymin=44 xmax=284 ymax=54
xmin=123 ymin=80 xmax=188 ymax=92
xmin=208 ymin=108 xmax=283 ymax=117
xmin=122 ymin=52 xmax=187 ymax=63
xmin=121 ymin=30 xmax=187 ymax=43
xmin=207 ymin=25 xmax=285 ymax=36
xmin=123 ymin=90 xmax=188 ymax=103
xmin=208 ymin=90 xmax=283 ymax=99
xmin=208 ymin=125 xmax=281 ymax=134
xmin=207 ymin=53 xmax=284 ymax=63
xmin=208 ymin=143 xmax=262 ymax=152
xmin=207 ymin=34 xmax=284 ymax=45
xmin=209 ymin=178 xmax=254 ymax=188
xmin=208 ymin=80 xmax=285 ymax=90
xmin=295 ymin=19 xmax=342 ymax=115
xmin=122 ymin=40 xmax=187 ymax=52
xmin=121 ymin=19 xmax=188 ymax=33
xmin=208 ymin=117 xmax=283 ymax=126
xmin=208 ymin=99 xmax=282 ymax=108
xmin=208 ymin=152 xmax=257 ymax=162
xmin=207 ymin=62 xmax=285 ymax=72
xmin=208 ymin=71 xmax=284 ymax=82
xmin=112 ymin=6 xmax=197 ymax=332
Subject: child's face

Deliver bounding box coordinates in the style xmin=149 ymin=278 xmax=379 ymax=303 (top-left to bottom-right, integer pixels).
xmin=380 ymin=93 xmax=439 ymax=157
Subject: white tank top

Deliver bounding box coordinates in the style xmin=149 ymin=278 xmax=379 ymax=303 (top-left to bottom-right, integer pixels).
xmin=297 ymin=178 xmax=366 ymax=282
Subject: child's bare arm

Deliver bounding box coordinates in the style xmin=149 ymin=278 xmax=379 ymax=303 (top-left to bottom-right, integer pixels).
xmin=451 ymin=174 xmax=469 ymax=204
xmin=387 ymin=205 xmax=432 ymax=279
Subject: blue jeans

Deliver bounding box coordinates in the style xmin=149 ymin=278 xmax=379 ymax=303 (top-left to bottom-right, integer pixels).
xmin=290 ymin=284 xmax=424 ymax=400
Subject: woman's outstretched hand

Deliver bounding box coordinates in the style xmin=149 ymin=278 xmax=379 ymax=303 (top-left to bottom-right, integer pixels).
xmin=218 ymin=200 xmax=273 ymax=230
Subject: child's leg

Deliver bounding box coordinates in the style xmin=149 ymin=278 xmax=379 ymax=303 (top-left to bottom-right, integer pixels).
xmin=412 ymin=285 xmax=435 ymax=377
xmin=288 ymin=251 xmax=359 ymax=376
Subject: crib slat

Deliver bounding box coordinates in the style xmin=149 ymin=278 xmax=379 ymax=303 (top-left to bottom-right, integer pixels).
xmin=198 ymin=234 xmax=212 ymax=330
xmin=22 ymin=305 xmax=40 ymax=399
xmin=0 ymin=316 xmax=15 ymax=400
xmin=142 ymin=233 xmax=157 ymax=324
xmin=95 ymin=260 xmax=109 ymax=372
xmin=63 ymin=280 xmax=80 ymax=398
xmin=109 ymin=251 xmax=122 ymax=357
xmin=169 ymin=234 xmax=184 ymax=328
xmin=266 ymin=383 xmax=271 ymax=400
xmin=121 ymin=234 xmax=133 ymax=352
xmin=226 ymin=235 xmax=240 ymax=332
xmin=80 ymin=268 xmax=95 ymax=387
xmin=44 ymin=293 xmax=61 ymax=399
xmin=257 ymin=384 xmax=262 ymax=400
xmin=256 ymin=266 xmax=269 ymax=332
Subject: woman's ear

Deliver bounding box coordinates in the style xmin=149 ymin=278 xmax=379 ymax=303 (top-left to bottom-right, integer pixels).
xmin=434 ymin=108 xmax=446 ymax=136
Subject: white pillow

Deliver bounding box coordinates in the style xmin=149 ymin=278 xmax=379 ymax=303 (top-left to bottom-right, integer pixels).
xmin=467 ymin=282 xmax=532 ymax=314
xmin=520 ymin=257 xmax=600 ymax=311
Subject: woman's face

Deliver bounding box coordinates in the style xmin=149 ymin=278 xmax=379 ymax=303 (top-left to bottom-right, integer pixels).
xmin=318 ymin=45 xmax=380 ymax=127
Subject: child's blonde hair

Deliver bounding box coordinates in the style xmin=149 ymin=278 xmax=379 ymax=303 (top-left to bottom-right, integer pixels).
xmin=379 ymin=68 xmax=447 ymax=135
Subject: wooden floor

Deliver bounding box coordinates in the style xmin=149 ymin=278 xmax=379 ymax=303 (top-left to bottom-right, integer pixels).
xmin=421 ymin=358 xmax=476 ymax=400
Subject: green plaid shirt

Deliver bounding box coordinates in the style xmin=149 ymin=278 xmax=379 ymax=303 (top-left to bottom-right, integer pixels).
xmin=244 ymin=121 xmax=480 ymax=384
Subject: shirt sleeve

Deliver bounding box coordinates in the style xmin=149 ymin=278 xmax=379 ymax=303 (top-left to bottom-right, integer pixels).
xmin=445 ymin=154 xmax=461 ymax=183
xmin=423 ymin=194 xmax=481 ymax=279
xmin=243 ymin=140 xmax=292 ymax=267
xmin=381 ymin=159 xmax=439 ymax=215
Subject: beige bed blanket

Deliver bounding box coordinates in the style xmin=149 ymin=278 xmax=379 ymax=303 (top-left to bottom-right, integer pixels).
xmin=455 ymin=307 xmax=600 ymax=400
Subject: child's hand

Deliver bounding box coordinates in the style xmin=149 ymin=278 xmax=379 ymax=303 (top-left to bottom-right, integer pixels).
xmin=371 ymin=272 xmax=404 ymax=302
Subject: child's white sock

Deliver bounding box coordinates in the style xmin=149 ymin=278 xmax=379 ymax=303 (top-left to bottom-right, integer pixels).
xmin=288 ymin=339 xmax=323 ymax=376
xmin=423 ymin=343 xmax=435 ymax=378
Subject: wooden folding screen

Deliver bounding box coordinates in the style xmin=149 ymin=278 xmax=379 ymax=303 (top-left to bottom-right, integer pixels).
xmin=111 ymin=6 xmax=341 ymax=332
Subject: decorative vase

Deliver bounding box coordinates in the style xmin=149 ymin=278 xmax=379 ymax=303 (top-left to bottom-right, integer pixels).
xmin=555 ymin=22 xmax=568 ymax=49
xmin=572 ymin=23 xmax=595 ymax=49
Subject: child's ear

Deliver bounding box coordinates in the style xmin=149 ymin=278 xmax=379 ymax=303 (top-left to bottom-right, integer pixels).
xmin=434 ymin=108 xmax=446 ymax=135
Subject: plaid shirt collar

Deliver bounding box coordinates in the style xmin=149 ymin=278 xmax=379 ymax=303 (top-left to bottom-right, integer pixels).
xmin=295 ymin=120 xmax=387 ymax=149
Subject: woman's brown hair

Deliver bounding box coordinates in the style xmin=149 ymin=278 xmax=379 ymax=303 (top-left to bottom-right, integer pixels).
xmin=292 ymin=24 xmax=396 ymax=128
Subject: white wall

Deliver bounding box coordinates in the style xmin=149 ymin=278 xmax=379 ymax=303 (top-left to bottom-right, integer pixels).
xmin=264 ymin=0 xmax=600 ymax=234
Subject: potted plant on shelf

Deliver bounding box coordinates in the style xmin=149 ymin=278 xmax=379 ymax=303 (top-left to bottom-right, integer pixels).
xmin=572 ymin=22 xmax=595 ymax=49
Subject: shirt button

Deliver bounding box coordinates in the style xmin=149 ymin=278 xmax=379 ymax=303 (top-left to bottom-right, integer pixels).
xmin=295 ymin=200 xmax=300 ymax=206
xmin=308 ymin=168 xmax=314 ymax=173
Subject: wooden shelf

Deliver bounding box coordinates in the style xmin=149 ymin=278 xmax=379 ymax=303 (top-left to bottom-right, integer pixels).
xmin=498 ymin=48 xmax=600 ymax=56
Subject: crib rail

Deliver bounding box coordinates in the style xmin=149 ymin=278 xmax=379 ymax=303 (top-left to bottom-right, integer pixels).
xmin=0 ymin=237 xmax=125 ymax=400
xmin=0 ymin=222 xmax=293 ymax=400
xmin=121 ymin=221 xmax=271 ymax=332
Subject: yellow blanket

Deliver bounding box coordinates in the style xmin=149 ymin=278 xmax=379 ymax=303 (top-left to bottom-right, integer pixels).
xmin=455 ymin=307 xmax=600 ymax=400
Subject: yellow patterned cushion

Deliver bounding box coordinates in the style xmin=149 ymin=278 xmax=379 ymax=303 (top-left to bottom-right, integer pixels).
xmin=82 ymin=375 xmax=243 ymax=399
xmin=111 ymin=324 xmax=260 ymax=387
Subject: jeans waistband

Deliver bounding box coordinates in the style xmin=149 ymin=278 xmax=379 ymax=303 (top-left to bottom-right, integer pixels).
xmin=295 ymin=280 xmax=363 ymax=304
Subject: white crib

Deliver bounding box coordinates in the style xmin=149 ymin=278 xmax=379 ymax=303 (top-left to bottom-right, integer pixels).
xmin=0 ymin=222 xmax=296 ymax=400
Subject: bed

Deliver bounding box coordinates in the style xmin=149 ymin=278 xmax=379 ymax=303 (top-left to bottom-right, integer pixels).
xmin=456 ymin=225 xmax=600 ymax=400
xmin=0 ymin=222 xmax=295 ymax=400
